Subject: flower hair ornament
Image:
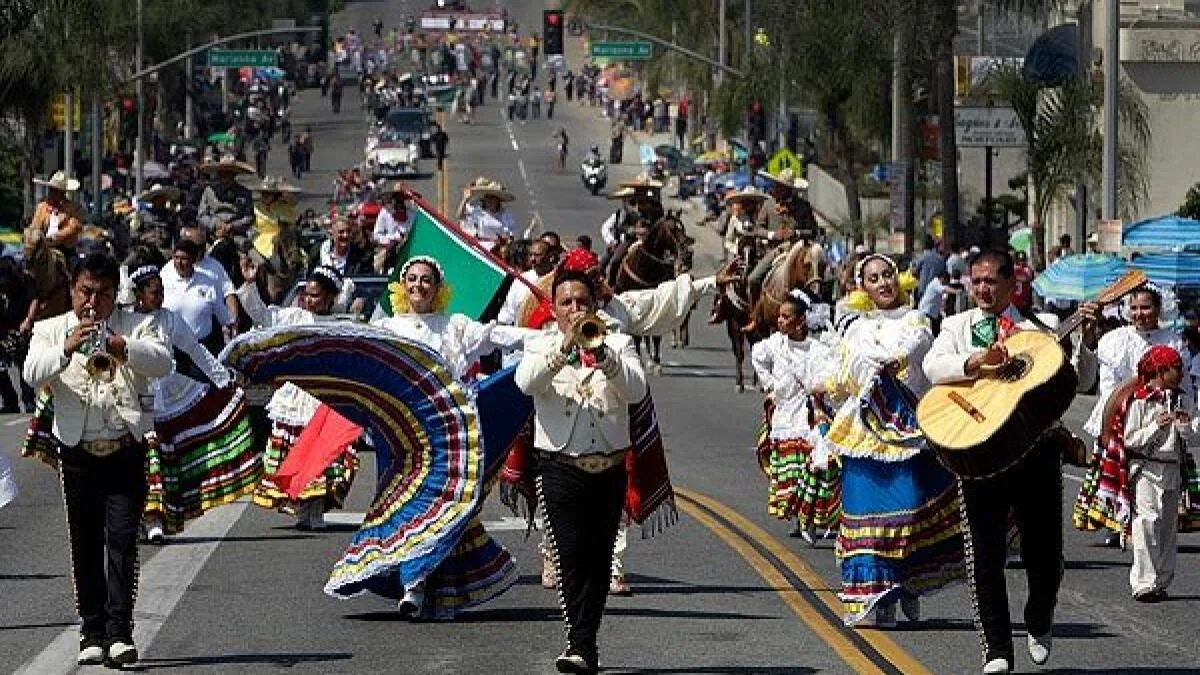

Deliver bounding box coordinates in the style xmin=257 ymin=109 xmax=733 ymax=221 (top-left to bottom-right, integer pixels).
xmin=400 ymin=255 xmax=445 ymax=283
xmin=128 ymin=265 xmax=160 ymax=288
xmin=1123 ymin=281 xmax=1178 ymax=327
xmin=853 ymin=253 xmax=897 ymax=288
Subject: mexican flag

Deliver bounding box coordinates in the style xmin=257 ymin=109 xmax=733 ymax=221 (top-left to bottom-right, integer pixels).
xmin=378 ymin=200 xmax=511 ymax=320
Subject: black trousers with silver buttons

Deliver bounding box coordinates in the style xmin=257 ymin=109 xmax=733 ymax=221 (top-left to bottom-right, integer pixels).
xmin=59 ymin=441 xmax=146 ymax=643
xmin=537 ymin=456 xmax=626 ymax=663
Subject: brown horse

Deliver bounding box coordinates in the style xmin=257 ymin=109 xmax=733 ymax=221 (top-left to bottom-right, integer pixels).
xmin=722 ymin=241 xmax=812 ymax=392
xmin=613 ymin=210 xmax=688 ymax=370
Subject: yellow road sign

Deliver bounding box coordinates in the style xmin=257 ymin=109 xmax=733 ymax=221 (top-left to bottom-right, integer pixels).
xmin=765 ymin=147 xmax=802 ymax=177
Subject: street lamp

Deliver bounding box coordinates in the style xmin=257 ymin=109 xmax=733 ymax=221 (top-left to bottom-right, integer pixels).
xmin=135 ymin=0 xmax=144 ymax=197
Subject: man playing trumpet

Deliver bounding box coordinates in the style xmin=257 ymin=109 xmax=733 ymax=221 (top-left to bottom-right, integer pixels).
xmin=23 ymin=253 xmax=172 ymax=667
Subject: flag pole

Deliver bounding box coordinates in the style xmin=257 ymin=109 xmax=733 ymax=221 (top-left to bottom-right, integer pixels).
xmin=409 ymin=193 xmax=550 ymax=302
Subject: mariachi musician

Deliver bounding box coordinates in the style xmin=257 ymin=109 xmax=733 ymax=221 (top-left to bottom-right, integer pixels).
xmin=923 ymin=249 xmax=1098 ymax=675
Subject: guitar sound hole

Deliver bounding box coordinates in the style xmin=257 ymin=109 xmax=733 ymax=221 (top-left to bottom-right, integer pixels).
xmin=998 ymin=355 xmax=1031 ymax=381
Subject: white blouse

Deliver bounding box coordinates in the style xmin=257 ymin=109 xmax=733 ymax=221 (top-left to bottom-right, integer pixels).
xmin=751 ymin=332 xmax=831 ymax=441
xmin=372 ymin=313 xmax=536 ymax=384
xmin=827 ymin=306 xmax=933 ymax=399
xmin=1084 ymin=326 xmax=1191 ymax=438
xmin=461 ymin=204 xmax=515 ymax=242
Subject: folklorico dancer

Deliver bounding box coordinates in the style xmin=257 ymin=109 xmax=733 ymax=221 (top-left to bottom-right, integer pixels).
xmin=515 ymin=269 xmax=649 ymax=675
xmin=126 ymin=264 xmax=259 ymax=543
xmin=237 ymin=259 xmax=360 ymax=530
xmin=1074 ymin=284 xmax=1200 ymax=543
xmin=817 ymin=253 xmax=964 ymax=629
xmin=368 ymin=255 xmax=537 ymax=619
xmin=23 ymin=253 xmax=173 ymax=667
xmin=750 ymin=290 xmax=840 ymax=544
xmin=924 ymin=249 xmax=1098 ymax=675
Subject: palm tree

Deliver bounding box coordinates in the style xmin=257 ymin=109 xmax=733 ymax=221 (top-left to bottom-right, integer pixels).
xmin=981 ymin=63 xmax=1150 ymax=266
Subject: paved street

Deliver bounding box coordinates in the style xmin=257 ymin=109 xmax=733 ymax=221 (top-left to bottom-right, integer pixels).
xmin=3 ymin=1 xmax=1200 ymax=673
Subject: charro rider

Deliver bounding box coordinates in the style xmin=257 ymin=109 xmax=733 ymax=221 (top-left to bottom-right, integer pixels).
xmin=31 ymin=171 xmax=86 ymax=255
xmin=196 ymin=156 xmax=255 ymax=236
xmin=456 ymin=176 xmax=516 ymax=249
xmin=600 ymin=174 xmax=665 ymax=287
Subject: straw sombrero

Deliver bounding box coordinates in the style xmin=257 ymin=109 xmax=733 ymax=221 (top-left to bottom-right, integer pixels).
xmin=139 ymin=184 xmax=182 ymax=203
xmin=199 ymin=156 xmax=255 ymax=176
xmin=34 ymin=171 xmax=81 ymax=192
xmin=758 ymin=167 xmax=808 ymax=191
xmin=724 ymin=186 xmax=769 ymax=204
xmin=619 ymin=173 xmax=664 ymax=190
xmin=251 ymin=176 xmax=303 ymax=194
xmin=466 ymin=177 xmax=515 ymax=202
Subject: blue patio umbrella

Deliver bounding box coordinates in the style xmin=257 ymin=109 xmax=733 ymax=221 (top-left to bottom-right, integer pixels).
xmin=711 ymin=170 xmax=770 ymax=192
xmin=1032 ymin=254 xmax=1127 ymax=300
xmin=1129 ymin=251 xmax=1200 ymax=288
xmin=1122 ymin=215 xmax=1200 ymax=248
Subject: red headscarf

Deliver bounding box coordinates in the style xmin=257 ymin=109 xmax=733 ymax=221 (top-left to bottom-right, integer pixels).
xmin=561 ymin=248 xmax=600 ymax=272
xmin=1137 ymin=344 xmax=1183 ymax=381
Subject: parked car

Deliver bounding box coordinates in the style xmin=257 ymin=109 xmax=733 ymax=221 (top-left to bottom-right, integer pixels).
xmin=384 ymin=107 xmax=435 ymax=158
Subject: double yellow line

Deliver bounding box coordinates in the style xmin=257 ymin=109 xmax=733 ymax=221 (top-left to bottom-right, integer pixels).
xmin=676 ymin=488 xmax=932 ymax=675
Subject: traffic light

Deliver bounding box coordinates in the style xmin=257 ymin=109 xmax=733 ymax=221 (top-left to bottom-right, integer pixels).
xmin=543 ymin=10 xmax=564 ymax=56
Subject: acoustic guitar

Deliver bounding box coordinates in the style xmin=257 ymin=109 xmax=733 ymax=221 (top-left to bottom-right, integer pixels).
xmin=917 ymin=270 xmax=1147 ymax=479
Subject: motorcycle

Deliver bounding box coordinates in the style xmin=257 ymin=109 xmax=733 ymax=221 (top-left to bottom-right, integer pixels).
xmin=580 ymin=157 xmax=607 ymax=196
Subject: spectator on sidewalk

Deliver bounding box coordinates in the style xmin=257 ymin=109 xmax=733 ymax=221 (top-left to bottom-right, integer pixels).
xmin=653 ymin=96 xmax=669 ymax=134
xmin=675 ymin=96 xmax=689 ymax=148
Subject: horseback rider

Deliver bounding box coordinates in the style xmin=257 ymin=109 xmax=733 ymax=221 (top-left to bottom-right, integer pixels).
xmin=709 ymin=186 xmax=769 ymax=324
xmin=600 ymin=176 xmax=664 ymax=286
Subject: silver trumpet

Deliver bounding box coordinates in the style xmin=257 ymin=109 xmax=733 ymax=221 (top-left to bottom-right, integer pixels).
xmin=83 ymin=309 xmax=116 ymax=382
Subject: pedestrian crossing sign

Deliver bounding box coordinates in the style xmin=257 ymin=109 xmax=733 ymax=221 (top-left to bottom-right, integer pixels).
xmin=766 ymin=148 xmax=802 ymax=177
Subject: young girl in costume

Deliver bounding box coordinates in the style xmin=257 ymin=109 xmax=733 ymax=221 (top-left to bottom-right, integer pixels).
xmin=751 ymin=290 xmax=839 ymax=544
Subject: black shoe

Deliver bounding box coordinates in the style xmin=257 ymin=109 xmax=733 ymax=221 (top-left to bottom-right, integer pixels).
xmin=554 ymin=647 xmax=596 ymax=673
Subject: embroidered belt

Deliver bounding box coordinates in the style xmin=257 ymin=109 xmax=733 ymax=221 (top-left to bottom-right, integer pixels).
xmin=537 ymin=448 xmax=626 ymax=474
xmin=77 ymin=434 xmax=136 ymax=457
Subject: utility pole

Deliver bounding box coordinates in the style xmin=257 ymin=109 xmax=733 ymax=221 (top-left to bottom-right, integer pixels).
xmin=135 ymin=0 xmax=145 ymax=197
xmin=744 ymin=0 xmax=751 ymax=148
xmin=64 ymin=90 xmax=74 ymax=178
xmin=892 ymin=21 xmax=914 ymax=252
xmin=1101 ymin=0 xmax=1118 ymax=220
xmin=977 ymin=1 xmax=986 ymax=56
xmin=717 ymin=0 xmax=727 ymax=86
xmin=91 ymin=96 xmax=102 ymax=217
xmin=1073 ymin=0 xmax=1091 ymax=248
xmin=185 ymin=31 xmax=194 ymax=140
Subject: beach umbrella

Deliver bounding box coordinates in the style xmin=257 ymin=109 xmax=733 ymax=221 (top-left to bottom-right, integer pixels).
xmin=1122 ymin=214 xmax=1200 ymax=248
xmin=207 ymin=131 xmax=236 ymax=145
xmin=1129 ymin=251 xmax=1200 ymax=288
xmin=1032 ymin=253 xmax=1127 ymax=300
xmin=1008 ymin=227 xmax=1033 ymax=252
xmin=712 ymin=169 xmax=770 ymax=191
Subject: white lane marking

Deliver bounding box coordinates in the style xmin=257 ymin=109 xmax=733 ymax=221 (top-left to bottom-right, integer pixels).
xmin=1063 ymin=472 xmax=1083 ymax=483
xmin=15 ymin=501 xmax=249 ymax=675
xmin=518 ymin=159 xmax=529 ymax=183
xmin=5 ymin=416 xmax=31 ymax=426
xmin=323 ymin=512 xmax=539 ymax=531
xmin=510 ymin=137 xmax=519 ymax=151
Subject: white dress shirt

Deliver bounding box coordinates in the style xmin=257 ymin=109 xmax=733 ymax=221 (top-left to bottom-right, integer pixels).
xmin=373 ymin=206 xmax=412 ymax=246
xmin=461 ymin=203 xmax=515 ymax=242
xmin=497 ymin=269 xmax=543 ymax=325
xmin=160 ymin=263 xmax=231 ymax=340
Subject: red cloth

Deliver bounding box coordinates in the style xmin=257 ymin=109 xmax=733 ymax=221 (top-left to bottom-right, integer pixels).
xmin=562 ymin=248 xmax=600 ymax=272
xmin=1138 ymin=344 xmax=1183 ymax=380
xmin=525 ymin=300 xmax=555 ymax=329
xmin=275 ymin=404 xmax=363 ymax=500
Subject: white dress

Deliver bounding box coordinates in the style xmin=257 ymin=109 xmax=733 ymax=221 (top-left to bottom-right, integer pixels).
xmin=751 ymin=332 xmax=831 ymax=442
xmin=1084 ymin=326 xmax=1191 ymax=438
xmin=372 ymin=313 xmax=536 ymax=384
xmin=148 ymin=308 xmax=232 ymax=417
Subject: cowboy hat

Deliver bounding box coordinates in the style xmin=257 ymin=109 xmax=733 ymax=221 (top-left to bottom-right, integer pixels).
xmin=111 ymin=196 xmax=134 ymax=215
xmin=466 ymin=177 xmax=515 ymax=202
xmin=724 ymin=186 xmax=769 ymax=203
xmin=34 ymin=171 xmax=81 ymax=192
xmin=139 ymin=184 xmax=182 ymax=202
xmin=758 ymin=167 xmax=809 ymax=191
xmin=250 ymin=176 xmax=303 ymax=194
xmin=619 ymin=173 xmax=664 ymax=189
xmin=199 ymin=156 xmax=255 ymax=176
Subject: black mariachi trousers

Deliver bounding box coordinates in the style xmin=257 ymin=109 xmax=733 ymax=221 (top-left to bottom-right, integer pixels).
xmin=537 ymin=457 xmax=627 ymax=663
xmin=59 ymin=440 xmax=147 ymax=643
xmin=958 ymin=438 xmax=1064 ymax=664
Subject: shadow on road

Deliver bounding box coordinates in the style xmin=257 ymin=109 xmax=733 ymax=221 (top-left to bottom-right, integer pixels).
xmin=0 ymin=573 xmax=62 ymax=581
xmin=606 ymin=607 xmax=776 ymax=621
xmin=134 ymin=652 xmax=352 ymax=669
xmin=604 ymin=667 xmax=817 ymax=674
xmin=0 ymin=621 xmax=77 ymax=631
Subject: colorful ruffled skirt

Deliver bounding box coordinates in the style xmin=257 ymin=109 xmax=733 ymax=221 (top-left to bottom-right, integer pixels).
xmin=837 ymin=452 xmax=964 ymax=625
xmin=765 ymin=438 xmax=841 ymax=528
xmin=144 ymin=374 xmax=261 ymax=534
xmin=1074 ymin=448 xmax=1200 ymax=533
xmin=20 ymin=389 xmax=58 ymax=468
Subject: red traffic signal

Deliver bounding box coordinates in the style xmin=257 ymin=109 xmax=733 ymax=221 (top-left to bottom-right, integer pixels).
xmin=546 ymin=11 xmax=560 ymax=26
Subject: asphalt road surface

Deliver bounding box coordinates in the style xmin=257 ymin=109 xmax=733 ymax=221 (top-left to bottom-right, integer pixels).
xmin=3 ymin=1 xmax=1199 ymax=673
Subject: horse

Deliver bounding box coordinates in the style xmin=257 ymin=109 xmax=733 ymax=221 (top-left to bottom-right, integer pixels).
xmin=612 ymin=210 xmax=688 ymax=371
xmin=722 ymin=240 xmax=812 ymax=392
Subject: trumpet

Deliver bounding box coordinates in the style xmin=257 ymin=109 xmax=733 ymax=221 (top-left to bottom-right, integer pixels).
xmin=575 ymin=313 xmax=608 ymax=350
xmin=83 ymin=309 xmax=116 ymax=382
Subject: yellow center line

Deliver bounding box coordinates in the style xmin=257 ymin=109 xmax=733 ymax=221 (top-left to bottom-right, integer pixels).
xmin=677 ymin=496 xmax=886 ymax=675
xmin=677 ymin=488 xmax=934 ymax=675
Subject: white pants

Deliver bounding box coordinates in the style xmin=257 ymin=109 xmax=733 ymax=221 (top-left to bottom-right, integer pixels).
xmin=1129 ymin=460 xmax=1180 ymax=596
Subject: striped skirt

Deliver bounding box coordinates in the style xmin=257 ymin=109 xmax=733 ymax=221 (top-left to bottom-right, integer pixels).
xmin=145 ymin=377 xmax=261 ymax=534
xmin=253 ymin=419 xmax=359 ymax=510
xmin=837 ymin=452 xmax=964 ymax=626
xmin=766 ymin=437 xmax=841 ymax=529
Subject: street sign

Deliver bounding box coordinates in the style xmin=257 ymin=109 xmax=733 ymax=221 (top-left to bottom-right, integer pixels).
xmin=765 ymin=147 xmax=802 ymax=177
xmin=954 ymin=105 xmax=1025 ymax=148
xmin=588 ymin=41 xmax=652 ymax=60
xmin=208 ymin=49 xmax=278 ymax=68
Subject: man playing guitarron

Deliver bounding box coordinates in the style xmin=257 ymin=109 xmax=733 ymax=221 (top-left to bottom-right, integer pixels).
xmin=924 ymin=249 xmax=1098 ymax=675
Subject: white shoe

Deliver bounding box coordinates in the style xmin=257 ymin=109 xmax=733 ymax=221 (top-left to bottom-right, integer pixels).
xmin=146 ymin=523 xmax=165 ymax=544
xmin=107 ymin=640 xmax=138 ymax=665
xmin=399 ymin=584 xmax=425 ymax=617
xmin=800 ymin=528 xmax=816 ymax=546
xmin=900 ymin=596 xmax=920 ymax=623
xmin=77 ymin=642 xmax=105 ymax=665
xmin=873 ymin=603 xmax=897 ymax=628
xmin=1027 ymin=632 xmax=1052 ymax=665
xmin=983 ymin=657 xmax=1011 ymax=674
